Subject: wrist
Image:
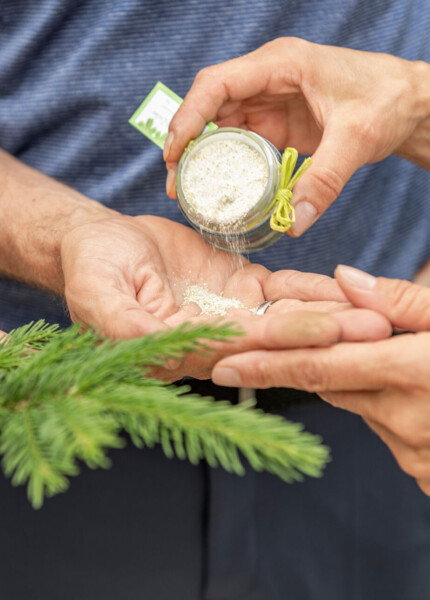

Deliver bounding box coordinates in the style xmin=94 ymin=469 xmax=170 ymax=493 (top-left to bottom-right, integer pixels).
xmin=395 ymin=60 xmax=430 ymax=169
xmin=0 ymin=150 xmax=117 ymax=293
xmin=12 ymin=194 xmax=116 ymax=295
xmin=63 ymin=196 xmax=117 ymax=236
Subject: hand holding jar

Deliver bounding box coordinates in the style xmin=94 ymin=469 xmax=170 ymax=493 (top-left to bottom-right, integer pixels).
xmin=164 ymin=38 xmax=430 ymax=236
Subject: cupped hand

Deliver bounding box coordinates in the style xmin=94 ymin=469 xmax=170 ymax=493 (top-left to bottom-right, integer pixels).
xmin=164 ymin=38 xmax=429 ymax=235
xmin=213 ymin=265 xmax=430 ymax=495
xmin=61 ymin=215 xmax=391 ymax=379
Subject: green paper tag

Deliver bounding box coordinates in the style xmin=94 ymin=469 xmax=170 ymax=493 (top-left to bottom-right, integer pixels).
xmin=129 ymin=81 xmax=217 ymax=149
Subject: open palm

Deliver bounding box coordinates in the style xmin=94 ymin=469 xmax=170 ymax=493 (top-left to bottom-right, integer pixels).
xmin=61 ymin=214 xmax=390 ymax=379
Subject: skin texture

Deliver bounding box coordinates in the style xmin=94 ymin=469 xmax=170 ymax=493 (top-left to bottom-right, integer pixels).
xmin=0 ymin=150 xmax=114 ymax=293
xmin=61 ymin=216 xmax=392 ymax=380
xmin=0 ymin=149 xmax=391 ymax=380
xmin=164 ymin=37 xmax=430 ymax=236
xmin=212 ymin=266 xmax=430 ymax=495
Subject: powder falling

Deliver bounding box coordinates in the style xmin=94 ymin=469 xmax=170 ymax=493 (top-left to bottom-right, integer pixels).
xmin=182 ymin=285 xmax=247 ymax=316
xmin=182 ymin=139 xmax=269 ymax=227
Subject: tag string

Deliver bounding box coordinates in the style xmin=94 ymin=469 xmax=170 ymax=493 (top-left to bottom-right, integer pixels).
xmin=270 ymin=149 xmax=312 ymax=233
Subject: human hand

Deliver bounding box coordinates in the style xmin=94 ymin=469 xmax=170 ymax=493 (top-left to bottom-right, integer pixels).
xmin=213 ymin=265 xmax=430 ymax=494
xmin=164 ymin=38 xmax=430 ymax=235
xmin=61 ymin=216 xmax=390 ymax=380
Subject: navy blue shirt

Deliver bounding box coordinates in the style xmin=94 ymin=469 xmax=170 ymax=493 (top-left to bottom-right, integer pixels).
xmin=0 ymin=0 xmax=429 ymax=330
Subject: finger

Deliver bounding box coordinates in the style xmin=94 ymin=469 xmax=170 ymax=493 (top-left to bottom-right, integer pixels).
xmin=152 ymin=310 xmax=343 ymax=382
xmin=215 ymin=101 xmax=244 ymax=121
xmin=416 ymin=479 xmax=430 ymax=496
xmin=318 ymin=390 xmax=385 ymax=421
xmin=289 ymin=120 xmax=369 ymax=236
xmin=266 ymin=300 xmax=393 ymax=342
xmin=212 ymin=340 xmax=391 ymax=390
xmin=165 ymin=51 xmax=301 ymax=163
xmin=211 ymin=310 xmax=343 ymax=354
xmin=335 ymin=265 xmax=430 ymax=331
xmin=165 ymin=164 xmax=177 ymax=199
xmin=267 ymin=299 xmax=350 ymax=314
xmin=216 ymin=114 xmax=249 ymax=130
xmin=332 ymin=308 xmax=392 ymax=341
xmin=318 ymin=390 xmax=427 ymax=445
xmin=66 ymin=280 xmax=167 ymax=339
xmin=222 ymin=263 xmax=269 ymax=307
xmin=363 ymin=417 xmax=430 ymax=487
xmin=164 ymin=58 xmax=269 ymax=162
xmin=263 ymin=270 xmax=347 ymax=302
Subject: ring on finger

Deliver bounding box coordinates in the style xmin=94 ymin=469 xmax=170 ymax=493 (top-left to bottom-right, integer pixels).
xmin=255 ymin=300 xmax=275 ymax=315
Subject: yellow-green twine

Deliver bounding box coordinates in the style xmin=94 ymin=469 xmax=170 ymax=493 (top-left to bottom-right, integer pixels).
xmin=270 ymin=148 xmax=312 ymax=233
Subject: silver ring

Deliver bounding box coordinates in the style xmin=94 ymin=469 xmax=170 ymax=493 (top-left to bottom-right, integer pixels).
xmin=255 ymin=300 xmax=275 ymax=315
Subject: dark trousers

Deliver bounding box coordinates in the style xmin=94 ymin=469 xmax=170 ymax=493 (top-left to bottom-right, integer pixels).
xmin=1 ymin=383 xmax=429 ymax=600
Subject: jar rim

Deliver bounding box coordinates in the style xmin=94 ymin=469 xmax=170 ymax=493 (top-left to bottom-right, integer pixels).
xmin=176 ymin=127 xmax=281 ymax=233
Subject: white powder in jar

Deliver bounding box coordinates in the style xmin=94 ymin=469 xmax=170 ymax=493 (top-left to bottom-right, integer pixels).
xmin=182 ymin=284 xmax=247 ymax=316
xmin=182 ymin=139 xmax=269 ymax=227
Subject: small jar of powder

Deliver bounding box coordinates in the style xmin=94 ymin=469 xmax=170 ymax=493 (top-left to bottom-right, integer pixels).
xmin=176 ymin=127 xmax=284 ymax=254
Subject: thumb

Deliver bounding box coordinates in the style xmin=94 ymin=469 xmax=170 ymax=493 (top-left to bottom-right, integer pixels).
xmin=66 ymin=284 xmax=168 ymax=340
xmin=289 ymin=122 xmax=368 ymax=237
xmin=335 ymin=265 xmax=430 ymax=332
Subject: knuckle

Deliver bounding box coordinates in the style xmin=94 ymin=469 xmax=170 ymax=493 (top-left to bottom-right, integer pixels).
xmin=384 ymin=398 xmax=430 ymax=450
xmin=347 ymin=119 xmax=381 ymax=150
xmin=387 ymin=279 xmax=430 ymax=330
xmin=276 ymin=269 xmax=302 ymax=289
xmin=417 ymin=479 xmax=430 ymax=497
xmin=265 ymin=36 xmax=304 ymax=52
xmin=402 ymin=428 xmax=425 ymax=450
xmin=195 ymin=64 xmax=226 ymax=85
xmin=385 ymin=407 xmax=421 ymax=447
xmin=397 ymin=450 xmax=430 ymax=481
xmin=389 ymin=278 xmax=417 ymax=311
xmin=306 ymin=167 xmax=344 ymax=208
xmin=251 ymin=359 xmax=276 ymax=389
xmin=291 ymin=357 xmax=327 ymax=392
xmin=264 ymin=269 xmax=301 ymax=300
xmin=357 ymin=121 xmax=381 ymax=148
xmin=194 ymin=66 xmax=213 ymax=82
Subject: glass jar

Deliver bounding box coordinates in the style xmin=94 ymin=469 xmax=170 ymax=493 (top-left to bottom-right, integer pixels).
xmin=176 ymin=127 xmax=283 ymax=254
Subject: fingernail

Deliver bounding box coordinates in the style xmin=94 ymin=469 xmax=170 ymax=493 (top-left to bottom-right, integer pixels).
xmin=336 ymin=265 xmax=377 ymax=290
xmin=163 ymin=132 xmax=174 ymax=160
xmin=291 ymin=202 xmax=318 ymax=236
xmin=212 ymin=367 xmax=242 ymax=387
xmin=166 ymin=169 xmax=176 ymax=196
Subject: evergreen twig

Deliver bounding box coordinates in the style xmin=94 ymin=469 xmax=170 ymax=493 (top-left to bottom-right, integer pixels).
xmin=0 ymin=320 xmax=330 ymax=508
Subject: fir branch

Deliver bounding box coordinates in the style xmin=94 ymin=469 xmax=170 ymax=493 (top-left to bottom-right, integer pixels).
xmin=0 ymin=321 xmax=60 ymax=373
xmin=105 ymin=384 xmax=329 ymax=481
xmin=0 ymin=320 xmax=330 ymax=508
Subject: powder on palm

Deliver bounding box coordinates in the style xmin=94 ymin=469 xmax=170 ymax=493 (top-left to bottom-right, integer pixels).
xmin=182 ymin=284 xmax=247 ymax=316
xmin=182 ymin=139 xmax=269 ymax=226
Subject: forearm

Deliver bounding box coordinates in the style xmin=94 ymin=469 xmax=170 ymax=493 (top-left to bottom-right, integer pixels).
xmin=0 ymin=150 xmax=114 ymax=294
xmin=395 ymin=60 xmax=430 ymax=170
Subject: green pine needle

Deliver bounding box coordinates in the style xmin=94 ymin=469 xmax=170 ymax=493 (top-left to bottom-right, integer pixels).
xmin=0 ymin=320 xmax=330 ymax=508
